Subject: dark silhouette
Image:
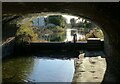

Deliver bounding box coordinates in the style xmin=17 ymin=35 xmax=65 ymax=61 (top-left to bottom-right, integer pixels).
xmin=73 ymin=33 xmax=77 ymax=43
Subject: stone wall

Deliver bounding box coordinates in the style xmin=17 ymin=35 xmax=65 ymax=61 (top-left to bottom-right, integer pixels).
xmin=2 ymin=37 xmax=15 ymax=59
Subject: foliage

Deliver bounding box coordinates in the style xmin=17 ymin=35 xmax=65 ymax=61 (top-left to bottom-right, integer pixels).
xmin=34 ymin=25 xmax=65 ymax=42
xmin=85 ymin=28 xmax=104 ymax=39
xmin=48 ymin=26 xmax=65 ymax=42
xmin=15 ymin=23 xmax=38 ymax=44
xmin=70 ymin=18 xmax=96 ymax=29
xmin=93 ymin=28 xmax=104 ymax=39
xmin=50 ymin=32 xmax=65 ymax=42
xmin=47 ymin=15 xmax=66 ymax=28
xmin=84 ymin=21 xmax=96 ymax=28
xmin=47 ymin=26 xmax=64 ymax=32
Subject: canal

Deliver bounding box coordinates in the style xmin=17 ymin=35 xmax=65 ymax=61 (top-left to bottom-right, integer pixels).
xmin=2 ymin=51 xmax=79 ymax=83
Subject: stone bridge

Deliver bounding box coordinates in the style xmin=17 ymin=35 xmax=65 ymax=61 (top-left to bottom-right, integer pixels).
xmin=2 ymin=2 xmax=120 ymax=82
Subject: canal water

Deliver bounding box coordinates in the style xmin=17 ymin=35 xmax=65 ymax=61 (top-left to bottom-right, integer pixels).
xmin=2 ymin=51 xmax=77 ymax=83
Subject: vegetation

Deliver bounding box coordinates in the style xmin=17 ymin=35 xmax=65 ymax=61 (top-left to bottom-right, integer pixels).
xmin=85 ymin=28 xmax=104 ymax=39
xmin=70 ymin=18 xmax=96 ymax=29
xmin=50 ymin=32 xmax=65 ymax=42
xmin=47 ymin=26 xmax=64 ymax=32
xmin=70 ymin=18 xmax=104 ymax=40
xmin=45 ymin=15 xmax=66 ymax=42
xmin=37 ymin=26 xmax=65 ymax=42
xmin=30 ymin=15 xmax=67 ymax=42
xmin=15 ymin=23 xmax=38 ymax=44
xmin=15 ymin=14 xmax=104 ymax=44
xmin=47 ymin=15 xmax=66 ymax=28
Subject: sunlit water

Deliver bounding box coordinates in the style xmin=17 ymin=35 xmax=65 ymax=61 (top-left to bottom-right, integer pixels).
xmin=28 ymin=58 xmax=74 ymax=82
xmin=2 ymin=54 xmax=75 ymax=83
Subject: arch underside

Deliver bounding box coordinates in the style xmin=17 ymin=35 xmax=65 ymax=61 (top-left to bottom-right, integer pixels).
xmin=2 ymin=2 xmax=120 ymax=82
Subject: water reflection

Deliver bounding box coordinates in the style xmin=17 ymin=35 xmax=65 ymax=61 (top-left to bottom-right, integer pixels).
xmin=2 ymin=56 xmax=34 ymax=82
xmin=2 ymin=52 xmax=75 ymax=83
xmin=28 ymin=58 xmax=74 ymax=82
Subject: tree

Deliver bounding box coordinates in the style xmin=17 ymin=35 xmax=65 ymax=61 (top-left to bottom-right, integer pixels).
xmin=76 ymin=19 xmax=96 ymax=29
xmin=50 ymin=32 xmax=65 ymax=42
xmin=15 ymin=23 xmax=38 ymax=44
xmin=85 ymin=28 xmax=104 ymax=39
xmin=47 ymin=15 xmax=66 ymax=28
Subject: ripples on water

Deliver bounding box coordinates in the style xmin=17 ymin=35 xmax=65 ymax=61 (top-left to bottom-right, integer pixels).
xmin=2 ymin=51 xmax=77 ymax=83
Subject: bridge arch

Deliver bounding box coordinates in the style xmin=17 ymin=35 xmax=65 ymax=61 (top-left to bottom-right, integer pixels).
xmin=2 ymin=2 xmax=120 ymax=82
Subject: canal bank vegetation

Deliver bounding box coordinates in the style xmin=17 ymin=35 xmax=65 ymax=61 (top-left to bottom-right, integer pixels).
xmin=3 ymin=13 xmax=104 ymax=44
xmin=47 ymin=15 xmax=66 ymax=28
xmin=85 ymin=28 xmax=104 ymax=39
xmin=49 ymin=31 xmax=66 ymax=42
xmin=32 ymin=15 xmax=67 ymax=42
xmin=37 ymin=26 xmax=66 ymax=42
xmin=15 ymin=14 xmax=67 ymax=44
xmin=14 ymin=13 xmax=104 ymax=44
xmin=15 ymin=22 xmax=38 ymax=45
xmin=70 ymin=17 xmax=104 ymax=41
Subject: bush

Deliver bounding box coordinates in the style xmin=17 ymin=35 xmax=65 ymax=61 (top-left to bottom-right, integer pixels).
xmin=47 ymin=15 xmax=66 ymax=28
xmin=85 ymin=28 xmax=104 ymax=39
xmin=15 ymin=24 xmax=38 ymax=44
xmin=47 ymin=26 xmax=64 ymax=32
xmin=50 ymin=34 xmax=64 ymax=42
xmin=50 ymin=31 xmax=65 ymax=42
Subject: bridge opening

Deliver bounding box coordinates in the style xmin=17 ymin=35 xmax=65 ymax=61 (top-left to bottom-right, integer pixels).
xmin=2 ymin=12 xmax=106 ymax=83
xmin=14 ymin=13 xmax=104 ymax=44
xmin=2 ymin=2 xmax=120 ymax=83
